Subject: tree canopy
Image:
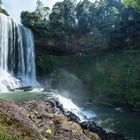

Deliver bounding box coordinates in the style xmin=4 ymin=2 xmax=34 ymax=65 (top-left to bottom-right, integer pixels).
xmin=123 ymin=0 xmax=140 ymax=11
xmin=21 ymin=0 xmax=140 ymax=53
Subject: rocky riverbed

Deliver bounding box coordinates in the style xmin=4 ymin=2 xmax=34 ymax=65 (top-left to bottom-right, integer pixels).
xmin=0 ymin=95 xmax=127 ymax=140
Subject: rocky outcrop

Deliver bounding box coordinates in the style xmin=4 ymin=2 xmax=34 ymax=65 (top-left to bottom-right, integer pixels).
xmin=0 ymin=99 xmax=41 ymax=140
xmin=35 ymin=38 xmax=77 ymax=56
xmin=0 ymin=97 xmax=127 ymax=140
xmin=21 ymin=99 xmax=101 ymax=140
xmin=10 ymin=86 xmax=33 ymax=91
xmin=0 ymin=99 xmax=100 ymax=140
xmin=80 ymin=121 xmax=126 ymax=140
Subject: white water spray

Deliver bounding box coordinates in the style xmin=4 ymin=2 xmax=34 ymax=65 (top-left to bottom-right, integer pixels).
xmin=0 ymin=13 xmax=38 ymax=92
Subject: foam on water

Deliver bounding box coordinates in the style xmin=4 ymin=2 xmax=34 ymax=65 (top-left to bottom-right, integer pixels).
xmin=57 ymin=94 xmax=97 ymax=121
xmin=0 ymin=13 xmax=39 ymax=92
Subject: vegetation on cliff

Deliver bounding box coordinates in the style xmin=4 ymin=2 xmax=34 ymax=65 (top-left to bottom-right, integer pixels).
xmin=20 ymin=0 xmax=140 ymax=109
xmin=21 ymin=0 xmax=140 ymax=54
xmin=0 ymin=0 xmax=9 ymax=15
xmin=38 ymin=51 xmax=140 ymax=109
xmin=0 ymin=8 xmax=9 ymax=16
xmin=0 ymin=8 xmax=9 ymax=15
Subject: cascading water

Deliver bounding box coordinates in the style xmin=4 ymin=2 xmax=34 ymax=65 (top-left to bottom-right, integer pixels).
xmin=0 ymin=13 xmax=38 ymax=92
xmin=17 ymin=25 xmax=38 ymax=86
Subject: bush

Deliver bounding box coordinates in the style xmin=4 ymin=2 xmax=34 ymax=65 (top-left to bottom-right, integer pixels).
xmin=0 ymin=7 xmax=9 ymax=16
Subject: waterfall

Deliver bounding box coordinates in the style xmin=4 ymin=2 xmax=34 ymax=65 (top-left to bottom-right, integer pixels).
xmin=0 ymin=13 xmax=38 ymax=92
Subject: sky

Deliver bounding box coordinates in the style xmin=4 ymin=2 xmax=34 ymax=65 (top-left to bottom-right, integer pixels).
xmin=3 ymin=0 xmax=95 ymax=23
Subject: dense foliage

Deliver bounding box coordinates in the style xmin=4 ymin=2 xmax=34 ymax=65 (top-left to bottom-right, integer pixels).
xmin=20 ymin=0 xmax=140 ymax=109
xmin=0 ymin=8 xmax=9 ymax=16
xmin=124 ymin=0 xmax=140 ymax=11
xmin=37 ymin=52 xmax=140 ymax=109
xmin=21 ymin=0 xmax=140 ymax=52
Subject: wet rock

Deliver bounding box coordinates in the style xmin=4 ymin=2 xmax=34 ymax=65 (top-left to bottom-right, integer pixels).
xmin=80 ymin=121 xmax=126 ymax=140
xmin=84 ymin=130 xmax=101 ymax=140
xmin=10 ymin=86 xmax=33 ymax=91
xmin=80 ymin=121 xmax=107 ymax=139
xmin=65 ymin=111 xmax=81 ymax=123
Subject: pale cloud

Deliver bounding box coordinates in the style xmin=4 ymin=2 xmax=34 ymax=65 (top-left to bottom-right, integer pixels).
xmin=2 ymin=0 xmax=95 ymax=23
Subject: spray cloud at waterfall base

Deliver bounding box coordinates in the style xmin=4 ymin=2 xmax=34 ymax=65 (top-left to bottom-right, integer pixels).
xmin=0 ymin=13 xmax=39 ymax=92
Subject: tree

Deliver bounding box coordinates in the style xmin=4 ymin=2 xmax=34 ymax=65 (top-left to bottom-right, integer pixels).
xmin=20 ymin=0 xmax=140 ymax=52
xmin=48 ymin=0 xmax=77 ymax=40
xmin=76 ymin=0 xmax=92 ymax=35
xmin=21 ymin=11 xmax=39 ymax=27
xmin=35 ymin=0 xmax=50 ymax=20
xmin=21 ymin=0 xmax=50 ymax=36
xmin=123 ymin=0 xmax=140 ymax=11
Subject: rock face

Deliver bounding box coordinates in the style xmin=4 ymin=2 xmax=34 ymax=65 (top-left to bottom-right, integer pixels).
xmin=0 ymin=98 xmax=127 ymax=140
xmin=0 ymin=99 xmax=41 ymax=140
xmin=22 ymin=99 xmax=101 ymax=140
xmin=80 ymin=121 xmax=126 ymax=140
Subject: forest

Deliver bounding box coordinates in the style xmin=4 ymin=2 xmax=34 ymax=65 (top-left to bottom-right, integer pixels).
xmin=20 ymin=0 xmax=140 ymax=52
xmin=19 ymin=0 xmax=140 ymax=109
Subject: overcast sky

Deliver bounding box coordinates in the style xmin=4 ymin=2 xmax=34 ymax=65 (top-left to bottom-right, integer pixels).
xmin=3 ymin=0 xmax=95 ymax=23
